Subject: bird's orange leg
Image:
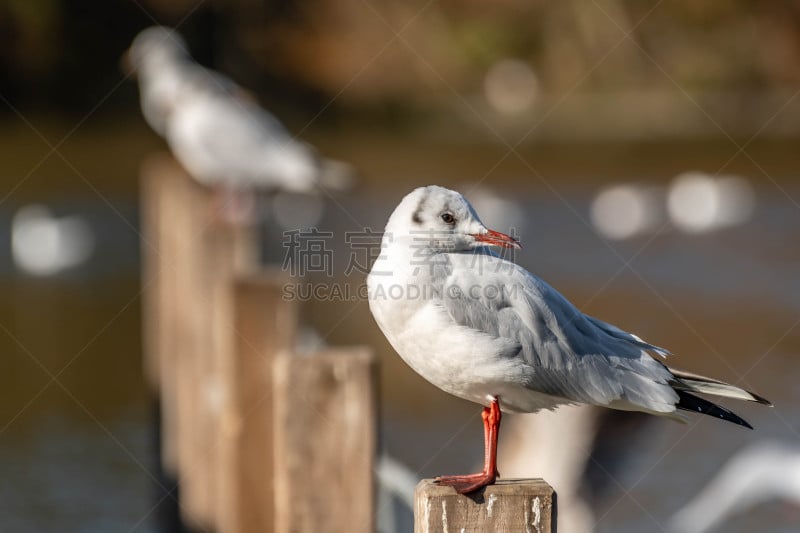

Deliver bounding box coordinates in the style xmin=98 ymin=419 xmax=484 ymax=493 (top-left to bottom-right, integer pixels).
xmin=435 ymin=397 xmax=501 ymax=494
xmin=211 ymin=185 xmax=257 ymax=227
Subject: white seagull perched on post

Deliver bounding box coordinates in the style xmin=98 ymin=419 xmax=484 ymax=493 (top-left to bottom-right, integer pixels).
xmin=367 ymin=185 xmax=771 ymax=494
xmin=124 ymin=26 xmax=353 ymax=207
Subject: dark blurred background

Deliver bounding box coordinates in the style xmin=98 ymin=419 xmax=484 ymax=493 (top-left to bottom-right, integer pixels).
xmin=1 ymin=1 xmax=799 ymax=532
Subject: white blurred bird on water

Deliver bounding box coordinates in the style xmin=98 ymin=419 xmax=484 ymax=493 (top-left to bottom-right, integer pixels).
xmin=589 ymin=172 xmax=756 ymax=241
xmin=12 ymin=205 xmax=95 ymax=276
xmin=667 ymin=171 xmax=755 ymax=234
xmin=669 ymin=441 xmax=800 ymax=533
xmin=125 ymin=26 xmax=353 ymax=200
xmin=368 ymin=185 xmax=771 ymax=494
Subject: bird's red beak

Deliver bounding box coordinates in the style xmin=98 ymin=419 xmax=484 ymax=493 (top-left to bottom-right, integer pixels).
xmin=471 ymin=229 xmax=521 ymax=249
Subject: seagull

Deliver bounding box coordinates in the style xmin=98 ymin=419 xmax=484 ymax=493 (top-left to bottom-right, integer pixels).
xmin=124 ymin=26 xmax=354 ymax=203
xmin=367 ymin=185 xmax=771 ymax=494
xmin=668 ymin=441 xmax=800 ymax=533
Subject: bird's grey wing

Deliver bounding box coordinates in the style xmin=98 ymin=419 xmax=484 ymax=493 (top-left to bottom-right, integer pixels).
xmin=439 ymin=254 xmax=678 ymax=413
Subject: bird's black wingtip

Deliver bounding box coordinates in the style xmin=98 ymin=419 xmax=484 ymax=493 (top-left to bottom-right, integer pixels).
xmin=676 ymin=390 xmax=755 ymax=430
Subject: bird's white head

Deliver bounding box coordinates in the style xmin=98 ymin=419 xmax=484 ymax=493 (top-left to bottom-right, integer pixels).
xmin=125 ymin=26 xmax=189 ymax=75
xmin=384 ymin=185 xmax=521 ymax=252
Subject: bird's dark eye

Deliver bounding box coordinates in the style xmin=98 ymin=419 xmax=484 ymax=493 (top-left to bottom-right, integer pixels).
xmin=440 ymin=212 xmax=456 ymax=225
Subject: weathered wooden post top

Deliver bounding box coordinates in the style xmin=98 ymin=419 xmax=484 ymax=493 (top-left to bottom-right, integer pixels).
xmin=415 ymin=478 xmax=556 ymax=533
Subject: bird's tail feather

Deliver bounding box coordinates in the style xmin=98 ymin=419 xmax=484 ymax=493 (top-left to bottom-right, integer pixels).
xmin=317 ymin=158 xmax=357 ymax=191
xmin=669 ymin=368 xmax=772 ymax=405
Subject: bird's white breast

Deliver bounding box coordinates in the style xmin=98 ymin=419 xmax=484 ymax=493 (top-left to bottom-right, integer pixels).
xmin=368 ymin=246 xmax=563 ymax=412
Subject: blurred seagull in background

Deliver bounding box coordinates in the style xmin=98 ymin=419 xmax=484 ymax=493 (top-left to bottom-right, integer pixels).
xmin=124 ymin=26 xmax=354 ymax=222
xmin=669 ymin=441 xmax=800 ymax=533
xmin=368 ymin=185 xmax=771 ymax=494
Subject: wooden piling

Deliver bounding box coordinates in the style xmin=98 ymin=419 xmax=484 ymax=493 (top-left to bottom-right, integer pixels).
xmin=140 ymin=154 xmax=193 ymax=478
xmin=414 ymin=479 xmax=556 ymax=533
xmin=273 ymin=348 xmax=377 ymax=533
xmin=140 ymin=157 xmax=164 ymax=392
xmin=217 ymin=274 xmax=297 ymax=533
xmin=141 ymin=154 xmax=258 ymax=529
xmin=181 ymin=175 xmax=257 ymax=530
xmin=140 ymin=154 xmax=184 ymax=530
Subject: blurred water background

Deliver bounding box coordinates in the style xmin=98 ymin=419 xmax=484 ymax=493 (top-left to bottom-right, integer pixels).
xmin=1 ymin=1 xmax=799 ymax=531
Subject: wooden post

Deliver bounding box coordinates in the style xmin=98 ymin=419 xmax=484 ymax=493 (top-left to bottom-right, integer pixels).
xmin=217 ymin=273 xmax=297 ymax=533
xmin=140 ymin=155 xmax=210 ymax=527
xmin=414 ymin=479 xmax=556 ymax=533
xmin=140 ymin=154 xmax=191 ymax=478
xmin=140 ymin=154 xmax=183 ymax=531
xmin=141 ymin=154 xmax=258 ymax=529
xmin=179 ymin=175 xmax=257 ymax=530
xmin=140 ymin=156 xmax=163 ymax=392
xmin=273 ymin=348 xmax=377 ymax=533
